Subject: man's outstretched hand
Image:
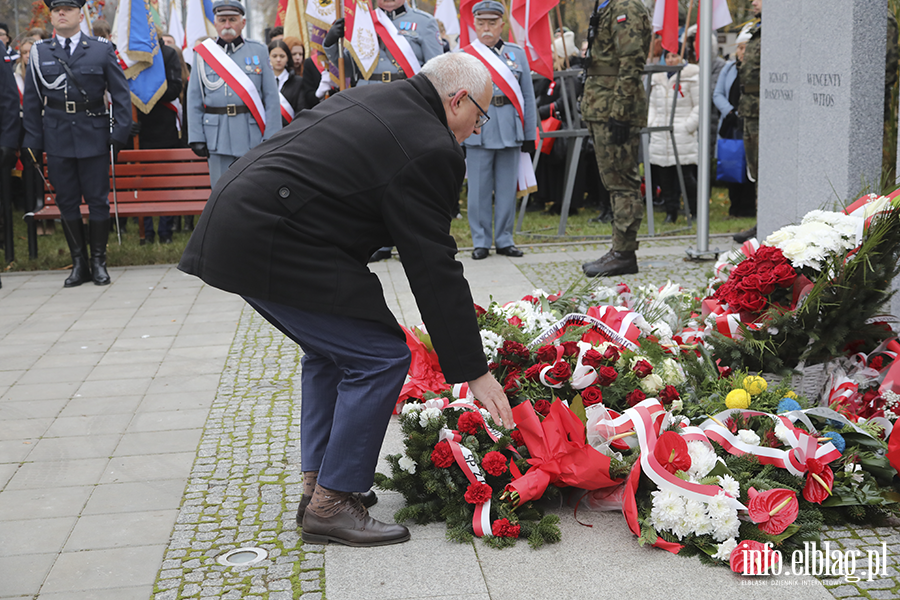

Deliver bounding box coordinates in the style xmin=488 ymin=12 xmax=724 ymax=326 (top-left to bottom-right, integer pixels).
xmin=468 ymin=371 xmax=515 ymax=429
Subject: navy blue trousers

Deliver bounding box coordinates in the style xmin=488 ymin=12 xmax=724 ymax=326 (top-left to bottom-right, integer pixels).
xmin=46 ymin=154 xmax=110 ymax=221
xmin=244 ymin=297 xmax=411 ymax=493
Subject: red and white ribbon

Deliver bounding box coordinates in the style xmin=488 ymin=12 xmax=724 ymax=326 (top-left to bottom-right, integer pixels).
xmin=438 ymin=427 xmax=492 ymax=537
xmin=373 ymin=8 xmax=421 ymax=77
xmin=279 ymin=92 xmax=294 ymax=123
xmin=529 ymin=313 xmax=638 ymax=351
xmin=195 ymin=39 xmax=267 ymax=136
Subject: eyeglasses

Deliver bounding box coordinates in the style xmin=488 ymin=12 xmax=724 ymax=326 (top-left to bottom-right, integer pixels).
xmin=467 ymin=95 xmax=491 ymax=128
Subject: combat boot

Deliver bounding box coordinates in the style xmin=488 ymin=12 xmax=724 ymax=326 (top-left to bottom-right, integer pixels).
xmin=61 ymin=219 xmax=92 ymax=288
xmin=583 ymin=250 xmax=638 ymax=278
xmin=582 ymin=249 xmax=616 ymax=271
xmin=89 ymin=219 xmax=111 ymax=286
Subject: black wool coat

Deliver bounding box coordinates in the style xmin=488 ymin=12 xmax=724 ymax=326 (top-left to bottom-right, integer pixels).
xmin=179 ymin=74 xmax=488 ymax=384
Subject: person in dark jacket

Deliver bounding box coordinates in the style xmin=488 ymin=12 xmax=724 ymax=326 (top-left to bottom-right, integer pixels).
xmin=268 ymin=39 xmax=304 ymax=125
xmin=178 ymin=52 xmax=512 ymax=547
xmin=0 ymin=39 xmax=21 ymax=284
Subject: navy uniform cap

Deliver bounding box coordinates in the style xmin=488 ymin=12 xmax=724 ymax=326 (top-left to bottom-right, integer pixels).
xmin=212 ymin=0 xmax=245 ymax=16
xmin=43 ymin=0 xmax=85 ymax=9
xmin=472 ymin=0 xmax=505 ymax=18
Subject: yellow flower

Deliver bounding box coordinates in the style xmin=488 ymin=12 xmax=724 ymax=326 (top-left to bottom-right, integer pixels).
xmin=742 ymin=375 xmax=768 ymax=396
xmin=726 ymin=389 xmax=751 ymax=409
xmin=784 ymin=390 xmax=798 ymax=399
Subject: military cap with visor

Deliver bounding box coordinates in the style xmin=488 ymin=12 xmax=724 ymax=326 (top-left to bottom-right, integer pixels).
xmin=212 ymin=0 xmax=246 ymax=17
xmin=472 ymin=0 xmax=505 ymax=18
xmin=43 ymin=0 xmax=85 ymax=10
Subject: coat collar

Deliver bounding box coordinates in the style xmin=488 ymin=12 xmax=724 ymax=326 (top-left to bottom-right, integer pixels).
xmin=407 ymin=73 xmax=448 ymax=129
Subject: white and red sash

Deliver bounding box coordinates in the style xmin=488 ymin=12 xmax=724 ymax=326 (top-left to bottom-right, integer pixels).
xmin=164 ymin=98 xmax=183 ymax=132
xmin=372 ymin=8 xmax=420 ymax=78
xmin=279 ymin=93 xmax=294 ymax=123
xmin=194 ymin=39 xmax=267 ymax=136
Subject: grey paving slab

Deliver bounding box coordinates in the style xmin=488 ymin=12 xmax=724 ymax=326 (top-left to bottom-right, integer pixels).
xmin=137 ymin=390 xmax=218 ymax=412
xmin=86 ymin=362 xmax=160 ymax=381
xmin=168 ymin=331 xmax=240 ymax=348
xmin=26 ymin=434 xmax=121 ymax=462
xmin=0 ymin=399 xmax=67 ymax=420
xmin=75 ymin=377 xmax=153 ymax=398
xmin=114 ymin=428 xmax=204 ymax=456
xmin=0 ymin=516 xmax=77 ymax=557
xmin=0 ymin=487 xmax=93 ymax=520
xmin=0 ymin=463 xmax=19 ymax=488
xmin=154 ymin=357 xmax=231 ymax=377
xmin=0 ymin=439 xmax=35 ymax=463
xmin=96 ymin=348 xmax=169 ymax=366
xmin=108 ymin=336 xmax=175 ymax=352
xmin=63 ymin=509 xmax=179 ymax=551
xmin=43 ymin=414 xmax=132 ymax=438
xmin=40 ymin=545 xmax=166 ymax=593
xmin=100 ymin=452 xmax=196 ymax=484
xmin=81 ymin=480 xmax=187 ymax=515
xmin=116 ymin=323 xmax=183 ymax=339
xmin=0 ymin=418 xmax=54 ymax=441
xmin=0 ymin=353 xmax=40 ymax=371
xmin=59 ymin=396 xmax=143 ymax=417
xmin=14 ymin=365 xmax=93 ymax=387
xmin=35 ymin=586 xmax=154 ymax=600
xmin=5 ymin=458 xmax=109 ymax=491
xmin=43 ymin=339 xmax=115 ymax=355
xmin=145 ymin=373 xmax=221 ymax=395
xmin=0 ymin=369 xmax=24 ymax=387
xmin=0 ymin=382 xmax=79 ymax=402
xmin=0 ymin=553 xmax=58 ymax=597
xmin=32 ymin=352 xmax=104 ymax=369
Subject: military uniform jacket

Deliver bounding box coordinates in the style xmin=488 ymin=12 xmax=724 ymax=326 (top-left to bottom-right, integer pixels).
xmin=463 ymin=41 xmax=537 ymax=150
xmin=324 ymin=4 xmax=443 ymax=85
xmin=187 ymin=37 xmax=282 ymax=156
xmin=178 ymin=74 xmax=487 ymax=383
xmin=22 ymin=35 xmax=131 ymax=158
xmin=739 ymin=21 xmax=761 ymax=120
xmin=0 ymin=40 xmax=20 ymax=149
xmin=581 ymin=0 xmax=651 ymax=126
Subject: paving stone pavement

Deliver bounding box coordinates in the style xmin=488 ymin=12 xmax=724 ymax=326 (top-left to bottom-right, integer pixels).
xmin=1 ymin=237 xmax=897 ymax=600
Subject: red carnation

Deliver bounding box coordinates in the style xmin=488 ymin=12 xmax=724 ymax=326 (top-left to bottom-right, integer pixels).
xmin=464 ymin=482 xmax=493 ymax=504
xmin=718 ymin=366 xmax=733 ymax=379
xmin=632 ymin=360 xmax=653 ymax=379
xmin=548 ymin=360 xmax=572 ymax=382
xmin=523 ymin=364 xmax=544 ymax=382
xmin=457 ymin=411 xmax=484 ymax=435
xmin=487 ymin=361 xmax=499 ymax=371
xmin=626 ymin=389 xmax=646 ymax=407
xmin=581 ymin=348 xmax=604 ymax=368
xmin=581 ymin=386 xmax=603 ymax=407
xmin=504 ymin=340 xmax=530 ymax=359
xmin=597 ymin=366 xmax=618 ymax=386
xmin=535 ymin=345 xmax=558 ymax=363
xmin=658 ymin=385 xmax=680 ymax=405
xmin=533 ymin=399 xmax=552 ymax=416
xmin=431 ymin=440 xmax=454 ymax=468
xmin=474 ymin=304 xmax=487 ymax=316
xmin=482 ymin=451 xmax=508 ymax=476
xmin=561 ymin=341 xmax=580 ymax=357
xmin=510 ymin=430 xmax=525 ymax=446
xmin=602 ymin=345 xmax=621 ymax=363
xmin=491 ymin=518 xmax=520 ymax=537
xmin=870 ymin=356 xmax=884 ymax=370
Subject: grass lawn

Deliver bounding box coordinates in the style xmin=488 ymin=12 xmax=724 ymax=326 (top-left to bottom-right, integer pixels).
xmin=1 ymin=186 xmax=753 ymax=273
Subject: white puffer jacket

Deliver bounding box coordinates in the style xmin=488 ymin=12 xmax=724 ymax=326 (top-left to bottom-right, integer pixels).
xmin=647 ymin=63 xmax=701 ymax=167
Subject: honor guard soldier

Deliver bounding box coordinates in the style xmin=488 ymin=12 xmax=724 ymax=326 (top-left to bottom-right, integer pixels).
xmin=22 ymin=0 xmax=132 ymax=287
xmin=187 ymin=0 xmax=281 ymax=185
xmin=580 ymin=0 xmax=650 ymax=278
xmin=733 ymin=0 xmax=761 ymax=244
xmin=460 ymin=0 xmax=536 ymax=260
xmin=0 ymin=38 xmax=21 ymax=287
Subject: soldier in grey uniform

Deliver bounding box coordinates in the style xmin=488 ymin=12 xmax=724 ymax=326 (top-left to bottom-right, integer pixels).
xmin=324 ymin=0 xmax=444 ymax=262
xmin=187 ymin=0 xmax=281 ymax=185
xmin=22 ymin=0 xmax=131 ymax=288
xmin=462 ymin=0 xmax=536 ymax=260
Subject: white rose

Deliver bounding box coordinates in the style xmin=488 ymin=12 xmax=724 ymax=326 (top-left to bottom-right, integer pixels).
xmin=737 ymin=429 xmax=761 ymax=446
xmin=640 ymin=373 xmax=664 ymax=395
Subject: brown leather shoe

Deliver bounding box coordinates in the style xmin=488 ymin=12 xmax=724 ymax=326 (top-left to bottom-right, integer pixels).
xmin=583 ymin=250 xmax=638 ymax=277
xmin=301 ymin=496 xmax=410 ymax=547
xmin=296 ymin=489 xmax=377 ymax=525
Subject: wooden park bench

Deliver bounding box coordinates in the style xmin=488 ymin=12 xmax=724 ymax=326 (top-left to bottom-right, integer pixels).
xmin=27 ymin=148 xmax=211 ymax=256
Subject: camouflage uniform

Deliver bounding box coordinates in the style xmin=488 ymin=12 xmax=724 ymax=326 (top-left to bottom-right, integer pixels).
xmin=739 ymin=19 xmax=761 ymax=183
xmin=581 ymin=0 xmax=651 ymax=253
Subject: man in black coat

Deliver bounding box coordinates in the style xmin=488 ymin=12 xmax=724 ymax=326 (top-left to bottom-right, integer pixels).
xmin=0 ymin=39 xmax=21 ymax=286
xmin=179 ymin=52 xmax=512 ymax=547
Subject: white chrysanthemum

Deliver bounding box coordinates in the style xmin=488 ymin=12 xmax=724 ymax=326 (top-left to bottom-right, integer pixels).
xmin=418 ymin=407 xmax=442 ymax=427
xmin=713 ymin=538 xmax=738 ymax=562
xmin=480 ymin=330 xmax=503 ymax=361
xmin=650 ymin=489 xmax=684 ymax=529
xmin=661 ymin=358 xmax=686 ymax=385
xmin=737 ymin=429 xmax=761 ymax=446
xmin=640 ymin=373 xmax=665 ymax=395
xmin=686 ymin=441 xmax=717 ymax=479
xmin=705 ymin=491 xmax=733 ymax=522
xmin=713 ymin=513 xmax=741 ymax=542
xmin=398 ymin=456 xmax=416 ymax=474
xmin=401 ymin=402 xmax=424 ymax=415
xmin=683 ymin=499 xmax=708 ymax=529
xmin=652 ymin=321 xmax=674 ymax=342
xmin=774 ymin=422 xmax=792 ymax=446
xmin=717 ymin=475 xmax=740 ymax=498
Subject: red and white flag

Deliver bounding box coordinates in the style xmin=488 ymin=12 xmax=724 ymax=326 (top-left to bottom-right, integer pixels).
xmin=509 ymin=0 xmax=557 ymax=81
xmin=458 ymin=0 xmax=478 ymax=48
xmin=168 ymin=2 xmax=187 ymax=51
xmin=434 ymin=0 xmax=460 ymax=40
xmin=651 ymin=0 xmax=679 ymax=53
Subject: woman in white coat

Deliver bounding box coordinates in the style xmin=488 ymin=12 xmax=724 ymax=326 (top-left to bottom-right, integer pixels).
xmin=647 ymin=50 xmax=700 ymax=223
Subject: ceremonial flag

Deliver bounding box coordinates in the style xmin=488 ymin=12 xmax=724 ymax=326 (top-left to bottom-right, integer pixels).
xmin=509 ymin=0 xmax=557 ymax=81
xmin=115 ymin=0 xmax=168 ymax=113
xmin=168 ymin=1 xmax=187 ymax=50
xmin=184 ymin=0 xmax=215 ymax=66
xmin=80 ymin=4 xmax=94 ymax=36
xmin=434 ymin=0 xmax=460 ymax=39
xmin=651 ymin=0 xmax=679 ymax=53
xmin=283 ymin=0 xmax=310 ymax=49
xmin=459 ymin=0 xmax=477 ymax=48
xmin=306 ymin=0 xmax=378 ymax=80
xmin=693 ymin=0 xmax=732 ymax=58
xmin=275 ymin=0 xmax=288 ymax=26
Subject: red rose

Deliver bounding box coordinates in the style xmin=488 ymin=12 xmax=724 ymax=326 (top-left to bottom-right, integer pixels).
xmin=772 ymin=263 xmax=796 ymax=287
xmin=536 ymin=345 xmax=558 ymax=363
xmin=658 ymin=385 xmax=680 ymax=405
xmin=482 ymin=451 xmax=508 ymax=476
xmin=742 ymin=292 xmax=768 ymax=313
xmin=580 ymin=386 xmax=603 ymax=407
xmin=742 ymin=273 xmax=776 ymax=295
xmin=581 ymin=348 xmax=604 ymax=368
xmin=561 ymin=341 xmax=580 ymax=357
xmin=457 ymin=411 xmax=484 ymax=435
xmin=626 ymin=389 xmax=646 ymax=407
xmin=548 ymin=360 xmax=572 ymax=382
xmin=510 ymin=430 xmax=525 ymax=446
xmin=597 ymin=366 xmax=618 ymax=386
xmin=754 ymin=246 xmax=785 ymax=263
xmin=507 ymin=316 xmax=523 ymax=327
xmin=718 ymin=366 xmax=733 ymax=379
xmin=533 ymin=399 xmax=552 ymax=416
xmin=522 ymin=295 xmax=539 ymax=305
xmin=632 ymin=360 xmax=653 ymax=379
xmin=474 ymin=304 xmax=487 ymax=316
xmin=523 ymin=364 xmax=544 ymax=382
xmin=503 ymin=377 xmax=520 ymax=395
xmin=602 ymin=345 xmax=621 ymax=363
xmin=464 ymin=481 xmax=493 ymax=504
xmin=431 ymin=440 xmax=454 ymax=468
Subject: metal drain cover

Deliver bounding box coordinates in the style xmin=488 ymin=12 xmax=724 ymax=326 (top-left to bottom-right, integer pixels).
xmin=216 ymin=547 xmax=268 ymax=567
